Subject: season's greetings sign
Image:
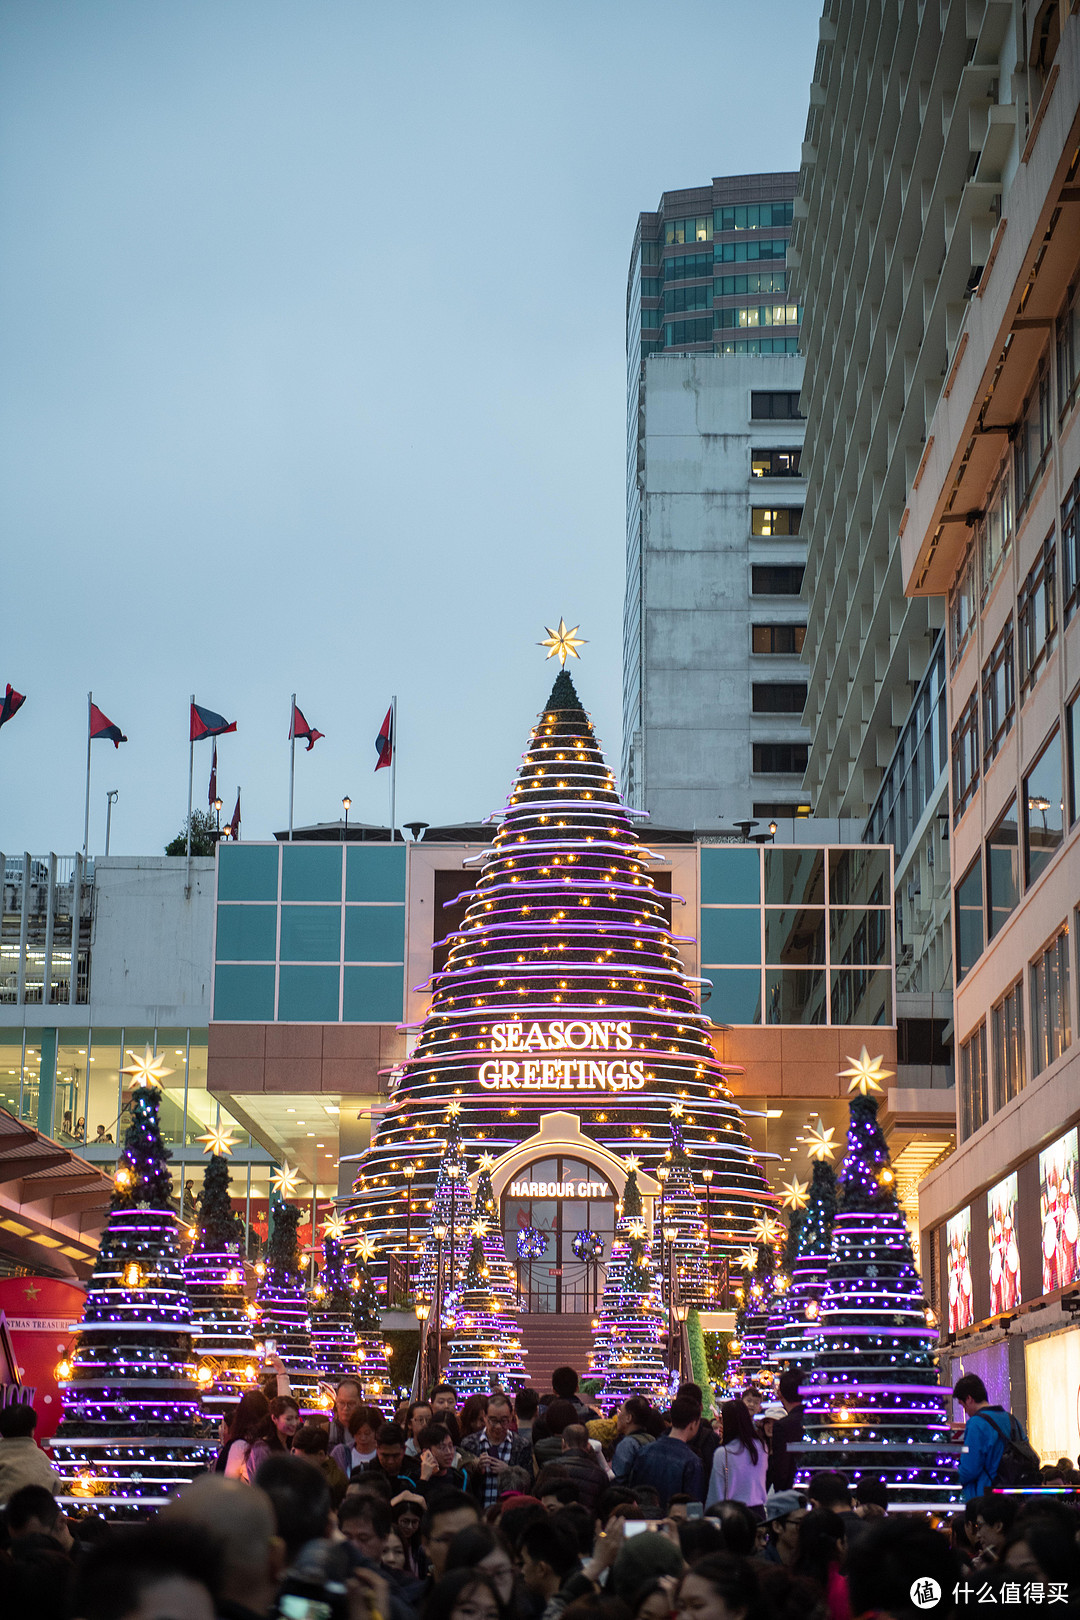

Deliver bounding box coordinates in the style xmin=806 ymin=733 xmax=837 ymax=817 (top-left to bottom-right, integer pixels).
xmin=479 ymin=1020 xmax=646 ymax=1092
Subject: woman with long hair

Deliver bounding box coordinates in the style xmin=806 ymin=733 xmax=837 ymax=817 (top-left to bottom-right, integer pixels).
xmin=675 ymin=1553 xmax=768 ymax=1620
xmin=218 ymin=1390 xmax=271 ymax=1480
xmin=458 ymin=1393 xmax=489 ymax=1437
xmin=445 ymin=1524 xmax=531 ymax=1620
xmin=791 ymin=1509 xmax=850 ymax=1620
xmin=705 ymin=1400 xmax=768 ymax=1511
xmin=391 ymin=1492 xmax=428 ymax=1577
xmin=246 ymin=1394 xmax=300 ymax=1478
xmin=421 ymin=1568 xmax=505 ymax=1620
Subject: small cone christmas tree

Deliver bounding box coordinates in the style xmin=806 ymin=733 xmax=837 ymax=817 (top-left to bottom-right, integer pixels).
xmin=728 ymin=1219 xmax=782 ymax=1394
xmin=794 ymin=1049 xmax=961 ymax=1510
xmin=255 ymin=1173 xmax=322 ymax=1412
xmin=310 ymin=1220 xmax=360 ymax=1385
xmin=472 ymin=1154 xmax=524 ymax=1315
xmin=765 ymin=1181 xmax=806 ymax=1363
xmin=417 ymin=1104 xmax=473 ymax=1308
xmin=183 ymin=1131 xmax=260 ymax=1420
xmin=660 ymin=1103 xmax=709 ymax=1306
xmin=775 ymin=1127 xmax=839 ymax=1369
xmin=352 ymin=1236 xmax=393 ymax=1410
xmin=446 ymin=1225 xmax=528 ymax=1396
xmin=52 ymin=1048 xmax=213 ymax=1513
xmin=590 ymin=1163 xmax=667 ymax=1408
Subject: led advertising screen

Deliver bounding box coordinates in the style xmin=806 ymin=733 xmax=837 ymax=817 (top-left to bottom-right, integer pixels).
xmin=987 ymin=1172 xmax=1021 ymax=1314
xmin=947 ymin=1206 xmax=974 ymax=1332
xmin=1040 ymin=1127 xmax=1080 ymax=1294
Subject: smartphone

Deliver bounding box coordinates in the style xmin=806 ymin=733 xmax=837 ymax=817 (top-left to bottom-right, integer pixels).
xmin=264 ymin=1339 xmax=276 ymax=1356
xmin=686 ymin=1502 xmax=703 ymax=1520
xmin=624 ymin=1519 xmax=658 ymax=1537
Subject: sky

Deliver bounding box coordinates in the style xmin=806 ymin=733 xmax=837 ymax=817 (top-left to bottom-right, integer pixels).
xmin=0 ymin=0 xmax=818 ymax=858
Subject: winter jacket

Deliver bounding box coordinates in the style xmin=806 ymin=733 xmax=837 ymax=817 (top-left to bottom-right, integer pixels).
xmin=0 ymin=1436 xmax=60 ymax=1503
xmin=611 ymin=1429 xmax=653 ymax=1481
xmin=627 ymin=1434 xmax=704 ymax=1509
xmin=550 ymin=1446 xmax=608 ymax=1514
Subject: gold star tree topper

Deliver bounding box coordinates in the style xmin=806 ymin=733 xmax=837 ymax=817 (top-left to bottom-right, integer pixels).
xmin=779 ymin=1175 xmax=809 ymax=1210
xmin=752 ymin=1214 xmax=783 ymax=1245
xmin=539 ymin=619 xmax=587 ymax=666
xmin=840 ymin=1046 xmax=894 ymax=1095
xmin=323 ymin=1215 xmax=347 ymax=1241
xmin=197 ymin=1125 xmax=240 ymax=1157
xmin=356 ymin=1236 xmax=377 ymax=1263
xmin=737 ymin=1245 xmax=759 ymax=1272
xmin=470 ymin=1218 xmax=489 ymax=1238
xmin=478 ymin=1152 xmax=496 ymax=1172
xmin=805 ymin=1118 xmax=838 ymax=1161
xmin=271 ymin=1161 xmax=301 ymax=1198
xmin=120 ymin=1046 xmax=174 ymax=1090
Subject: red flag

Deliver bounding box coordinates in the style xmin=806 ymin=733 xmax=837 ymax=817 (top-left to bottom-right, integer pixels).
xmin=190 ymin=701 xmax=237 ymax=742
xmin=0 ymin=684 xmax=26 ymax=731
xmin=89 ymin=702 xmax=127 ymax=747
xmin=291 ymin=702 xmax=324 ymax=752
xmin=374 ymin=705 xmax=393 ymax=771
xmin=229 ymin=790 xmax=241 ymax=842
xmin=208 ymin=742 xmax=218 ymax=808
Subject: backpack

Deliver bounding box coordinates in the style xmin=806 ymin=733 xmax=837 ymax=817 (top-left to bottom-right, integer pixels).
xmin=976 ymin=1407 xmax=1041 ymax=1490
xmin=624 ymin=1431 xmax=655 ymax=1480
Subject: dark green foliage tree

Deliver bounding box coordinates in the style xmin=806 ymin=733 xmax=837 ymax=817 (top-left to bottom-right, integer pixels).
xmin=775 ymin=1158 xmax=839 ymax=1368
xmin=255 ymin=1197 xmax=320 ymax=1407
xmin=165 ymin=810 xmax=217 ymax=856
xmin=311 ymin=1236 xmax=359 ymax=1385
xmin=185 ymin=1151 xmax=259 ymax=1418
xmin=350 ymin=1242 xmax=392 ymax=1408
xmin=195 ymin=1154 xmax=244 ymax=1251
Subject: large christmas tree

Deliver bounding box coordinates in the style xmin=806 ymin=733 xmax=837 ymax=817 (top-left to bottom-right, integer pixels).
xmin=445 ymin=1227 xmax=528 ymax=1396
xmin=773 ymin=1125 xmax=839 ymax=1370
xmin=254 ymin=1181 xmax=322 ymax=1412
xmin=589 ymin=1164 xmax=668 ymax=1407
xmin=52 ymin=1050 xmax=214 ymax=1512
xmin=310 ymin=1224 xmax=360 ymax=1384
xmin=352 ymin=1237 xmax=393 ymax=1409
xmin=345 ymin=662 xmax=771 ymax=1289
xmin=794 ymin=1051 xmax=960 ymax=1509
xmin=183 ymin=1132 xmax=260 ymax=1420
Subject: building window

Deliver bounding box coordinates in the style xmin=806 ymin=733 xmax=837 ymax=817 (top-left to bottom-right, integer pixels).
xmin=664 ymin=284 xmax=710 ymax=314
xmin=714 ymin=202 xmax=794 ymax=231
xmin=753 ymin=801 xmax=811 ymax=819
xmin=715 ymin=238 xmax=788 ymax=264
xmin=1030 ymin=927 xmax=1072 ymax=1077
xmin=1056 ymin=283 xmax=1080 ymax=419
xmin=750 ymin=391 xmax=804 ymax=420
xmin=991 ymin=979 xmax=1025 ymax=1111
xmin=1018 ymin=532 xmax=1058 ymax=694
xmin=663 ymin=250 xmax=711 ymax=281
xmin=1068 ymin=697 xmax=1079 ymax=826
xmin=864 ymin=630 xmax=947 ymax=856
xmin=955 ymin=853 xmax=984 ymax=983
xmin=751 ymin=449 xmax=801 ymax=479
xmin=1024 ymin=729 xmax=1064 ymax=886
xmin=752 ymin=565 xmax=804 ymax=596
xmin=664 ymin=216 xmax=713 ymax=245
xmin=1063 ymin=472 xmax=1080 ymax=625
xmin=1014 ymin=364 xmax=1053 ymax=509
xmin=751 ymin=506 xmax=803 ymax=536
xmin=752 ymin=623 xmax=806 ymax=654
xmin=751 ymin=682 xmax=807 ymax=714
xmin=736 ymin=304 xmax=802 ymax=328
xmin=981 ymin=462 xmax=1013 ymax=600
xmin=717 ymin=270 xmax=788 ymax=296
xmin=949 ymin=549 xmax=977 ymax=668
xmin=981 ymin=618 xmax=1015 ymax=762
xmin=951 ymin=690 xmax=980 ymax=822
xmin=959 ymin=1022 xmax=989 ymax=1141
xmin=752 ymin=742 xmax=809 ymax=774
xmin=663 ymin=317 xmax=712 ymax=347
xmin=987 ymin=798 xmax=1020 ymax=941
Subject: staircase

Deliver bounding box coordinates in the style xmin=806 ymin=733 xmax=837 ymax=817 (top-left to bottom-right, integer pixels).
xmin=518 ymin=1313 xmax=597 ymax=1393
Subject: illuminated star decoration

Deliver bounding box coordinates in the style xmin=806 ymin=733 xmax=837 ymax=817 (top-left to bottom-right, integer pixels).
xmin=737 ymin=1245 xmax=758 ymax=1272
xmin=446 ymin=1100 xmax=461 ymax=1118
xmin=625 ymin=1154 xmax=641 ymax=1172
xmin=670 ymin=1101 xmax=685 ymax=1118
xmin=628 ymin=1220 xmax=646 ymax=1240
xmin=197 ymin=1125 xmax=240 ymax=1157
xmin=120 ymin=1046 xmax=173 ymax=1090
xmin=538 ymin=618 xmax=587 ymax=667
xmin=779 ymin=1175 xmax=809 ymax=1210
xmin=478 ymin=1152 xmax=496 ymax=1172
xmin=323 ymin=1215 xmax=347 ymax=1241
xmin=840 ymin=1045 xmax=894 ymax=1095
xmin=270 ymin=1161 xmax=301 ymax=1198
xmin=356 ymin=1236 xmax=376 ymax=1263
xmin=470 ymin=1218 xmax=489 ymax=1237
xmin=752 ymin=1215 xmax=783 ymax=1245
xmin=805 ymin=1117 xmax=838 ymax=1161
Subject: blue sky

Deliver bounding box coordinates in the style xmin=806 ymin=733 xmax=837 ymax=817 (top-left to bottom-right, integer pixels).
xmin=0 ymin=0 xmax=818 ymax=856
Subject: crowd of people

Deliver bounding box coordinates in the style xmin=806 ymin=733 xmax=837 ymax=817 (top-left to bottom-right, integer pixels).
xmin=1 ymin=1365 xmax=1079 ymax=1620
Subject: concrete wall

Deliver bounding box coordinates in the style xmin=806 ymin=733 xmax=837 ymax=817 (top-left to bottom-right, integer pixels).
xmin=637 ymin=352 xmax=808 ymax=826
xmin=90 ymin=857 xmax=214 ymax=1026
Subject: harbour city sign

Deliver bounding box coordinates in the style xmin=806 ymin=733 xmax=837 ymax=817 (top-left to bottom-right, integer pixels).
xmin=478 ymin=1019 xmax=646 ymax=1092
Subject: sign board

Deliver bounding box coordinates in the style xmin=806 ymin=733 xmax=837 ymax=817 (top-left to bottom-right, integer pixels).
xmin=480 ymin=1021 xmax=645 ymax=1092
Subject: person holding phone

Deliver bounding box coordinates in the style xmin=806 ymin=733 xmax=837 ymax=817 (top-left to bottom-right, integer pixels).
xmin=418 ymin=1421 xmax=467 ymax=1496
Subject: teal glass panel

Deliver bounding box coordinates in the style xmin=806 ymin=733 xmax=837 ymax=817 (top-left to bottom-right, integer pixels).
xmin=281 ymin=844 xmax=342 ymax=902
xmin=278 ymin=965 xmax=340 ymax=1022
xmin=345 ymin=905 xmax=406 ymax=962
xmin=343 ymin=965 xmax=404 ymax=1022
xmin=700 ymin=848 xmax=760 ymax=904
xmin=765 ymin=968 xmax=826 ymax=1024
xmin=700 ymin=908 xmax=761 ymax=965
xmin=830 ymin=969 xmax=893 ymax=1026
xmin=279 ymin=906 xmax=342 ymax=962
xmin=217 ymin=843 xmax=278 ymax=902
xmin=216 ymin=904 xmax=277 ymax=962
xmin=214 ymin=965 xmax=276 ymax=1021
xmin=702 ymin=969 xmax=762 ymax=1024
xmin=346 ymin=845 xmax=407 ymax=902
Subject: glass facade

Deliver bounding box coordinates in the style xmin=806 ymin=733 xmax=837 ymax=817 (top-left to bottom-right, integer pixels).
xmin=865 ymin=631 xmax=947 ymax=860
xmin=699 ymin=844 xmax=893 ymax=1026
xmin=213 ymin=843 xmax=407 ymax=1022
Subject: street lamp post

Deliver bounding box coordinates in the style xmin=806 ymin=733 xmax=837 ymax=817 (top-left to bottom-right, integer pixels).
xmin=105 ymin=790 xmax=119 ymax=857
xmin=414 ymin=1301 xmax=430 ymax=1397
xmin=702 ymin=1168 xmax=714 ymax=1298
xmin=403 ymin=1163 xmax=416 ymax=1297
xmin=674 ymin=1301 xmax=690 ymax=1380
xmin=213 ymin=797 xmax=223 ymax=842
xmin=342 ymin=796 xmax=352 ymax=844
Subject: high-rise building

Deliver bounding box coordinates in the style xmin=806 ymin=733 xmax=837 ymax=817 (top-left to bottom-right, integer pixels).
xmin=622 ymin=175 xmax=808 ymax=825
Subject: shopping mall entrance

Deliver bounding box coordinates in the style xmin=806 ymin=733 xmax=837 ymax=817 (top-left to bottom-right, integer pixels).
xmin=501 ymin=1156 xmax=616 ymax=1313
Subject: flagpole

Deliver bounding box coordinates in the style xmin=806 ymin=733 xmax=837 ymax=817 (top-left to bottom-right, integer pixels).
xmin=389 ymin=694 xmax=397 ymax=844
xmin=82 ymin=692 xmax=93 ymax=858
xmin=186 ymin=692 xmax=195 ymax=861
xmin=288 ymin=693 xmax=296 ymax=841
